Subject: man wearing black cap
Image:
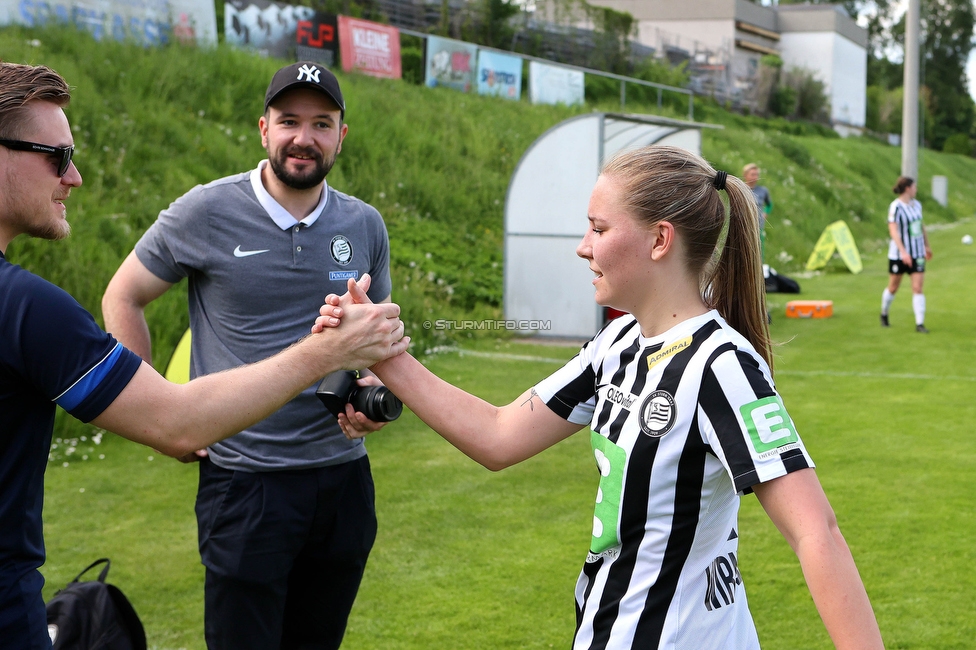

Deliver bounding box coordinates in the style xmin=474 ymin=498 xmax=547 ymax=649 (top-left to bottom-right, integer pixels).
xmin=102 ymin=62 xmax=393 ymax=649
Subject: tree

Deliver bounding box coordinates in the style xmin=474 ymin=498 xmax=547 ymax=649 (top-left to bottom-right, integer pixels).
xmin=460 ymin=0 xmax=521 ymax=49
xmin=751 ymin=54 xmax=831 ymax=123
xmin=825 ymin=0 xmax=976 ymax=150
xmin=888 ymin=0 xmax=975 ymax=149
xmin=919 ymin=0 xmax=975 ymax=148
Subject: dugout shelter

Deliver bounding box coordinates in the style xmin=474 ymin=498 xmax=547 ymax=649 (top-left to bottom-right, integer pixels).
xmin=504 ymin=113 xmax=722 ymax=339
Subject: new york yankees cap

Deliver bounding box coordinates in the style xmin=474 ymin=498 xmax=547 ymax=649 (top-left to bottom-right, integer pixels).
xmin=265 ymin=62 xmax=345 ymax=118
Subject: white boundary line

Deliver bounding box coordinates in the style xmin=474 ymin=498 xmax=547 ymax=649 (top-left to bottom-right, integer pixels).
xmin=775 ymin=369 xmax=976 ymax=383
xmin=428 ymin=347 xmax=568 ymax=365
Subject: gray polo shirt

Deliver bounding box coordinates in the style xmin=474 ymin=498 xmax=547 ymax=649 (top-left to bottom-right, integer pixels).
xmin=134 ymin=161 xmax=391 ymax=471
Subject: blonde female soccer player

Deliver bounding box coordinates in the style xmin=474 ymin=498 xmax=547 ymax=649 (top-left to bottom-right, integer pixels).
xmin=318 ymin=146 xmax=883 ymax=650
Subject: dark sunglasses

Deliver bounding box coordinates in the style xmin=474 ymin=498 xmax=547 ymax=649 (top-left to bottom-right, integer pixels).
xmin=0 ymin=139 xmax=75 ymax=177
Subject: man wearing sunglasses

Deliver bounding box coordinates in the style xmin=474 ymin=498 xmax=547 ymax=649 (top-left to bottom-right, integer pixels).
xmin=0 ymin=61 xmax=408 ymax=649
xmin=0 ymin=139 xmax=74 ymax=176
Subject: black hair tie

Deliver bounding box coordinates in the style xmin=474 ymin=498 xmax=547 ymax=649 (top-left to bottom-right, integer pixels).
xmin=713 ymin=171 xmax=728 ymax=191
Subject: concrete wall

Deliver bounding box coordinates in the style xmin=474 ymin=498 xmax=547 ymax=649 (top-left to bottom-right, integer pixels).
xmin=777 ymin=4 xmax=868 ymax=48
xmin=586 ymin=0 xmax=736 ymax=21
xmin=636 ymin=19 xmax=734 ymax=57
xmin=734 ymin=0 xmax=776 ymax=33
xmin=779 ymin=31 xmax=866 ymax=126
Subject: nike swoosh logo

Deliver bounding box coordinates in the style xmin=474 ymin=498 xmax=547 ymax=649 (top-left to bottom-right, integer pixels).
xmin=233 ymin=246 xmax=270 ymax=258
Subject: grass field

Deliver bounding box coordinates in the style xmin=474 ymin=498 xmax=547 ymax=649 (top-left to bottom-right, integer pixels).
xmin=41 ymin=218 xmax=976 ymax=649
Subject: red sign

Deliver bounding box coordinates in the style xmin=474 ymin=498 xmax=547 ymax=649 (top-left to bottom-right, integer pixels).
xmin=295 ymin=12 xmax=339 ymax=67
xmin=337 ymin=16 xmax=401 ymax=79
xmin=297 ymin=21 xmax=334 ymax=48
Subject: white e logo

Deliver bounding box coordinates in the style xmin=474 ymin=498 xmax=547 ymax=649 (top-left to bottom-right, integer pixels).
xmin=740 ymin=396 xmax=798 ymax=454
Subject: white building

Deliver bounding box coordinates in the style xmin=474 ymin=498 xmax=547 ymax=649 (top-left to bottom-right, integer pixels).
xmin=776 ymin=3 xmax=867 ymax=131
xmin=555 ymin=0 xmax=867 ymax=130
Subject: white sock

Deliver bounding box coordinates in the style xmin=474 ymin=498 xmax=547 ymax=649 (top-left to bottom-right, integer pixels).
xmin=913 ymin=294 xmax=926 ymax=326
xmin=881 ymin=289 xmax=895 ymax=315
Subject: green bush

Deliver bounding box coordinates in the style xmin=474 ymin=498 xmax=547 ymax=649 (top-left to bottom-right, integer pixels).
xmin=941 ymin=132 xmax=972 ymax=156
xmin=788 ymin=69 xmax=829 ymax=122
xmin=865 ymin=85 xmax=902 ymax=134
xmin=400 ymin=46 xmax=424 ymax=85
xmin=770 ymin=85 xmax=797 ymax=117
xmin=585 ymin=56 xmax=689 ymax=107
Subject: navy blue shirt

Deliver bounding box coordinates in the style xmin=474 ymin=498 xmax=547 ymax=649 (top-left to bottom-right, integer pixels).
xmin=0 ymin=251 xmax=141 ymax=586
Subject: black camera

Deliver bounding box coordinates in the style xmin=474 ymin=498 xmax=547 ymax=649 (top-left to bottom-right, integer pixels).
xmin=316 ymin=370 xmax=402 ymax=423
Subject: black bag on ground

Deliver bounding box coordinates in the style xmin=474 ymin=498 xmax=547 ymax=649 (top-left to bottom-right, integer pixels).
xmin=46 ymin=558 xmax=147 ymax=650
xmin=764 ymin=266 xmax=802 ymax=294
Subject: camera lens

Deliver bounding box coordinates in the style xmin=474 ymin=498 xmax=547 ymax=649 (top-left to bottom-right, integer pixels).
xmin=349 ymin=385 xmax=402 ymax=422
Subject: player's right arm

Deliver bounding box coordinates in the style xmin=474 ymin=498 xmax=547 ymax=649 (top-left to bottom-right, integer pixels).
xmin=888 ymin=221 xmax=911 ymax=265
xmin=368 ymin=352 xmax=582 ymax=471
xmin=102 ymin=251 xmax=174 ymax=364
xmin=321 ymin=279 xmax=583 ymax=469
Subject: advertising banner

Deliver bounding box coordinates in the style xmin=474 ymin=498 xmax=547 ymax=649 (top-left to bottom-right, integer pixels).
xmin=529 ymin=60 xmax=585 ymax=106
xmin=3 ymin=0 xmax=216 ymax=46
xmin=295 ymin=11 xmax=338 ymax=66
xmin=476 ymin=50 xmax=522 ymax=101
xmin=425 ymin=35 xmax=477 ymax=92
xmin=337 ymin=16 xmax=401 ymax=79
xmin=225 ymin=0 xmax=313 ymax=59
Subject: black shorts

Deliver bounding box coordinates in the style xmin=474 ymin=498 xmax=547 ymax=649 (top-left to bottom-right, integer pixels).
xmin=889 ymin=257 xmax=925 ymax=275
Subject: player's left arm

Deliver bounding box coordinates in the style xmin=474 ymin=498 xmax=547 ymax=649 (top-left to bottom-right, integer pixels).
xmin=753 ymin=469 xmax=884 ymax=650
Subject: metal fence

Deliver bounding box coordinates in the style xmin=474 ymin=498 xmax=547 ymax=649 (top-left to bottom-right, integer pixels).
xmin=365 ymin=0 xmax=695 ymax=118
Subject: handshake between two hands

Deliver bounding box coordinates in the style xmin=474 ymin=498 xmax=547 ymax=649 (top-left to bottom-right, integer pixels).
xmin=311 ymin=273 xmax=407 ymax=440
xmin=310 ymin=273 xmax=384 ymax=336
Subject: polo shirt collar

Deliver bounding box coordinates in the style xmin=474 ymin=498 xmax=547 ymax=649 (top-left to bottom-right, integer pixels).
xmin=250 ymin=159 xmax=329 ymax=230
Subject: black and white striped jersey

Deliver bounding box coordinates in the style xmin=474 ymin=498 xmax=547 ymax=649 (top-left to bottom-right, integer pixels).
xmin=887 ymin=198 xmax=925 ymax=260
xmin=534 ymin=311 xmax=814 ymax=650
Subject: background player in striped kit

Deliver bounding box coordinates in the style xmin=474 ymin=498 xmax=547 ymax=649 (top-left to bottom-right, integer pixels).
xmin=317 ymin=146 xmax=883 ymax=649
xmin=881 ymin=176 xmax=932 ymax=332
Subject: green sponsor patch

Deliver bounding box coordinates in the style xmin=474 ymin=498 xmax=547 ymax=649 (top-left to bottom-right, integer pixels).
xmin=740 ymin=396 xmax=798 ymax=455
xmin=590 ymin=432 xmax=626 ymax=554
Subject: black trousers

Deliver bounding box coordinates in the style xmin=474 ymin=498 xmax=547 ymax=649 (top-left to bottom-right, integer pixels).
xmin=196 ymin=455 xmax=377 ymax=650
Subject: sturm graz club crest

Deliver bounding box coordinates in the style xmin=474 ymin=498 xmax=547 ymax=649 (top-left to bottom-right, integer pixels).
xmin=638 ymin=390 xmax=677 ymax=437
xmin=331 ymin=235 xmax=353 ymax=265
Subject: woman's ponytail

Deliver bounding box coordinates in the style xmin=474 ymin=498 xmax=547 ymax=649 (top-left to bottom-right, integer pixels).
xmin=705 ymin=177 xmax=772 ymax=369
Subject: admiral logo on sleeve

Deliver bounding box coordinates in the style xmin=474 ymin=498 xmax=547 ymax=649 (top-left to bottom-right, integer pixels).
xmin=739 ymin=396 xmax=799 ymax=459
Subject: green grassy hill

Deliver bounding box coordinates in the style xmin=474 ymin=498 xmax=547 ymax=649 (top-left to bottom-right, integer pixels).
xmin=4 ymin=23 xmax=976 ymax=431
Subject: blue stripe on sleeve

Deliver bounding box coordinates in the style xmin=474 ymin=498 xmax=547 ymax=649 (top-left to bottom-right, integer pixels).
xmin=55 ymin=343 xmax=125 ymax=411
